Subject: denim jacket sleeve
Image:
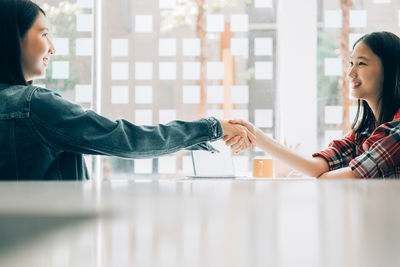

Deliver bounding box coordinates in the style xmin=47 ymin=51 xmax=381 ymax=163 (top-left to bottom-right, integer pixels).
xmin=29 ymin=88 xmax=223 ymax=158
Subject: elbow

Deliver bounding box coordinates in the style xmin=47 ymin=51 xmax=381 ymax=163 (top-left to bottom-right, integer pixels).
xmin=310 ymin=167 xmax=328 ymax=178
xmin=306 ymin=163 xmax=327 ymax=178
xmin=309 ymin=157 xmax=330 ymax=178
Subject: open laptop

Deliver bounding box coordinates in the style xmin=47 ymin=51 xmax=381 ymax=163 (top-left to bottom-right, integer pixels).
xmin=188 ymin=140 xmax=238 ymax=178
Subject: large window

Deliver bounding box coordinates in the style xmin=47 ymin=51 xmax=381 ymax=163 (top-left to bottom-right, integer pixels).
xmin=101 ymin=0 xmax=277 ymax=179
xmin=35 ymin=0 xmax=277 ymax=180
xmin=317 ymin=0 xmax=400 ymax=149
xmin=34 ymin=0 xmax=400 ymax=179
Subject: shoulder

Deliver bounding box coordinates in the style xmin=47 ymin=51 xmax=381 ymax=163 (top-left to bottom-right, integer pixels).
xmin=29 ymin=86 xmax=62 ymax=102
xmin=30 ymin=87 xmax=85 ymax=118
xmin=30 ymin=86 xmax=77 ymax=108
xmin=0 ymin=84 xmax=37 ymax=101
xmin=363 ymin=119 xmax=400 ymax=149
xmin=376 ymin=117 xmax=400 ymax=135
xmin=379 ymin=108 xmax=400 ymax=133
xmin=0 ymin=84 xmax=39 ymax=117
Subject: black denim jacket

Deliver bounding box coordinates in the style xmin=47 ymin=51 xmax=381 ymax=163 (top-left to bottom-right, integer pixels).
xmin=0 ymin=84 xmax=223 ymax=180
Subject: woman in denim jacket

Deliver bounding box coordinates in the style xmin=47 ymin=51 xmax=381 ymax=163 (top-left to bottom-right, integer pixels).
xmin=0 ymin=0 xmax=255 ymax=180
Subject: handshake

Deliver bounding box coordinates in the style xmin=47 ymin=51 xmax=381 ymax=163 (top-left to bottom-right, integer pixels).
xmin=218 ymin=119 xmax=257 ymax=155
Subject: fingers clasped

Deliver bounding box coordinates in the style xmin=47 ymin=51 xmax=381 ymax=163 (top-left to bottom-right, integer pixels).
xmin=222 ymin=119 xmax=257 ymax=155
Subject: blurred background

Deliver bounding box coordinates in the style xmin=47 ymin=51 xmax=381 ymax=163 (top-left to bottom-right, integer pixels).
xmin=32 ymin=0 xmax=400 ymax=180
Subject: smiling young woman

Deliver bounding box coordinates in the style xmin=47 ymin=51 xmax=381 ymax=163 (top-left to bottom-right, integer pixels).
xmin=226 ymin=32 xmax=400 ymax=178
xmin=0 ymin=0 xmax=46 ymax=84
xmin=0 ymin=0 xmax=254 ymax=180
xmin=20 ymin=12 xmax=55 ymax=81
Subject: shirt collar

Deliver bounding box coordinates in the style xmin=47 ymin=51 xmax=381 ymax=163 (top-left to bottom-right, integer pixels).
xmin=359 ymin=108 xmax=400 ymax=137
xmin=393 ymin=108 xmax=400 ymax=121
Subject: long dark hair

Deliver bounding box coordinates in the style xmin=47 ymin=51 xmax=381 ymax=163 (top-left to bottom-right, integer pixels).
xmin=0 ymin=0 xmax=45 ymax=86
xmin=352 ymin=31 xmax=400 ymax=133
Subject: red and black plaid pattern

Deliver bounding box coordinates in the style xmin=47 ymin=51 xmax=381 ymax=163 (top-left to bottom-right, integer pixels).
xmin=313 ymin=109 xmax=400 ymax=178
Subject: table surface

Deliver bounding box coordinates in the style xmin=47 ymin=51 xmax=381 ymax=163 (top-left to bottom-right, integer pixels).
xmin=0 ymin=178 xmax=399 ymax=267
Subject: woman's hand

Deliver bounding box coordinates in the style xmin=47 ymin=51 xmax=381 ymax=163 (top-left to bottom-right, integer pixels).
xmin=218 ymin=119 xmax=256 ymax=155
xmin=223 ymin=119 xmax=257 ymax=151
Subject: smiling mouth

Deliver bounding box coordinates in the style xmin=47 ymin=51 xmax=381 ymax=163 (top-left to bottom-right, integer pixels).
xmin=352 ymin=81 xmax=361 ymax=89
xmin=43 ymin=57 xmax=49 ymax=66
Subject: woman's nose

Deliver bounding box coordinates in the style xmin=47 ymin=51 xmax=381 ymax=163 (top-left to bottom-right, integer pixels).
xmin=347 ymin=67 xmax=357 ymax=79
xmin=49 ymin=40 xmax=56 ymax=55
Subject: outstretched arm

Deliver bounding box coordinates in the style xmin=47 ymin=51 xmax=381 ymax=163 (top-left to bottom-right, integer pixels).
xmin=227 ymin=120 xmax=355 ymax=178
xmin=251 ymin=127 xmax=329 ymax=177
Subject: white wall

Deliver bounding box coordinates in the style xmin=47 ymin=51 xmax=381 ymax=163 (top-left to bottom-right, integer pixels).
xmin=276 ymin=0 xmax=318 ymax=155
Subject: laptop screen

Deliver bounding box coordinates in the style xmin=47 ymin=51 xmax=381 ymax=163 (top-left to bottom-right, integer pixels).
xmin=191 ymin=140 xmax=235 ymax=177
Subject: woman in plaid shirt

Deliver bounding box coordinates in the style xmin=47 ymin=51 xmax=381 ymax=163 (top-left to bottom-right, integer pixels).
xmin=227 ymin=31 xmax=400 ymax=178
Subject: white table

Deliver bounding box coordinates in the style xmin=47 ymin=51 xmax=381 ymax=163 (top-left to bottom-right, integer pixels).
xmin=0 ymin=178 xmax=399 ymax=267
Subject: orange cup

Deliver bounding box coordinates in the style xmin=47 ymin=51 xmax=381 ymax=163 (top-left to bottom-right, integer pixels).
xmin=253 ymin=157 xmax=274 ymax=178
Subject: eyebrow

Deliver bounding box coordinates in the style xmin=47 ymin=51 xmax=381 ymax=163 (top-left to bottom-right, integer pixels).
xmin=349 ymin=56 xmax=369 ymax=61
xmin=39 ymin=27 xmax=49 ymax=32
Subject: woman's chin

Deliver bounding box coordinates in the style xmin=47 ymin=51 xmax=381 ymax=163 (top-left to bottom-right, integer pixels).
xmin=32 ymin=72 xmax=46 ymax=81
xmin=351 ymin=91 xmax=361 ymax=99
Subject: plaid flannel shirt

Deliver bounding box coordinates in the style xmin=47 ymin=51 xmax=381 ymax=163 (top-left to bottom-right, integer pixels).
xmin=312 ymin=109 xmax=400 ymax=178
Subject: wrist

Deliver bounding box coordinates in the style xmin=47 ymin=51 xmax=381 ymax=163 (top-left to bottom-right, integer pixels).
xmin=255 ymin=128 xmax=264 ymax=139
xmin=218 ymin=119 xmax=227 ymax=134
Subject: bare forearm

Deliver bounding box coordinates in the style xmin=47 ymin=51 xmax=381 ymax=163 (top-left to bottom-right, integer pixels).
xmin=255 ymin=129 xmax=329 ymax=177
xmin=318 ymin=167 xmax=356 ymax=179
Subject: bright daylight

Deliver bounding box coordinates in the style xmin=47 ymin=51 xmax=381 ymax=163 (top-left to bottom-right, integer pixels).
xmin=0 ymin=0 xmax=400 ymax=266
